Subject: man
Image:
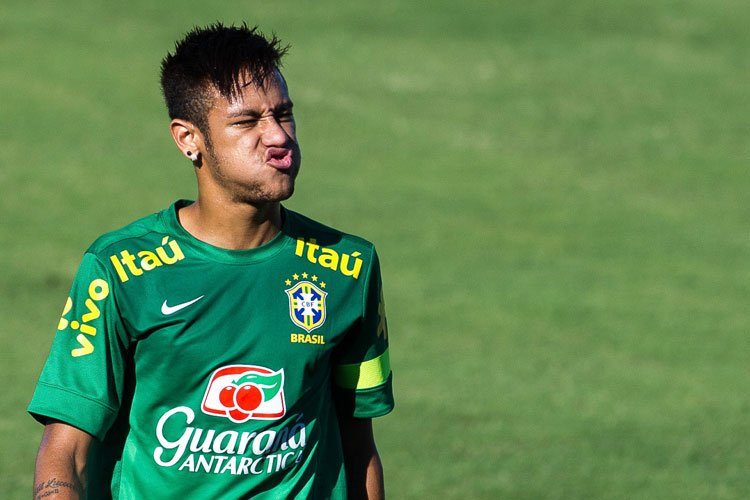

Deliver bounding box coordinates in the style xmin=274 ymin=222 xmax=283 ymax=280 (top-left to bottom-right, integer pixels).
xmin=29 ymin=23 xmax=393 ymax=500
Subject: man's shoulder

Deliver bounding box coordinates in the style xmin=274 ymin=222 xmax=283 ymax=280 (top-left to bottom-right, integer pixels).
xmin=285 ymin=208 xmax=376 ymax=254
xmin=85 ymin=205 xmax=171 ymax=258
xmin=285 ymin=209 xmax=379 ymax=282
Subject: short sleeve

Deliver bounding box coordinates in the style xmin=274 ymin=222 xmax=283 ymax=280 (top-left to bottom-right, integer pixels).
xmin=28 ymin=252 xmax=130 ymax=440
xmin=333 ymin=248 xmax=394 ymax=418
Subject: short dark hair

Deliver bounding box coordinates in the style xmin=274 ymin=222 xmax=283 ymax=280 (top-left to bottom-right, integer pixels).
xmin=160 ymin=22 xmax=289 ymax=136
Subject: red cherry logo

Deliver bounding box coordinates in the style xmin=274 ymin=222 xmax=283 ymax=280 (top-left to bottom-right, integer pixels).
xmin=219 ymin=385 xmax=237 ymax=408
xmin=235 ymin=384 xmax=263 ymax=412
xmin=228 ymin=408 xmax=250 ymax=421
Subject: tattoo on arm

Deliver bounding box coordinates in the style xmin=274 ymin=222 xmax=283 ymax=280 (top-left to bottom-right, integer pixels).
xmin=33 ymin=477 xmax=80 ymax=500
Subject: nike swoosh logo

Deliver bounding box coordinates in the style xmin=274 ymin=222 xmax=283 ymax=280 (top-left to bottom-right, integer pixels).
xmin=161 ymin=295 xmax=205 ymax=315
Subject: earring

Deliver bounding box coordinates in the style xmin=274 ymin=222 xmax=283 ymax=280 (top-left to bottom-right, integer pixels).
xmin=187 ymin=151 xmax=198 ymax=162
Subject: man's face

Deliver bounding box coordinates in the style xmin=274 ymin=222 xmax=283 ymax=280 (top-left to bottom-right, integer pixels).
xmin=200 ymin=70 xmax=301 ymax=205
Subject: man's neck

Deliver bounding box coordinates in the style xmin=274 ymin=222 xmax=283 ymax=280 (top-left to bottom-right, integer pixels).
xmin=177 ymin=197 xmax=283 ymax=250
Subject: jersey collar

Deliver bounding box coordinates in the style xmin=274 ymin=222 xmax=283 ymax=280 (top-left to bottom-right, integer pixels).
xmin=160 ymin=199 xmax=294 ymax=264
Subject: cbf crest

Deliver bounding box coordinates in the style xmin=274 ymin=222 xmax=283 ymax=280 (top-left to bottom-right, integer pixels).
xmin=285 ymin=275 xmax=328 ymax=332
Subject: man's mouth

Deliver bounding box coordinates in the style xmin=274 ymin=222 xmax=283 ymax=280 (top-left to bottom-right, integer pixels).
xmin=265 ymin=148 xmax=293 ymax=170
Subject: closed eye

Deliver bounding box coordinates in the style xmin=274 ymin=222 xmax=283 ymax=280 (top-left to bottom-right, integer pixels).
xmin=234 ymin=119 xmax=259 ymax=127
xmin=277 ymin=112 xmax=294 ymax=122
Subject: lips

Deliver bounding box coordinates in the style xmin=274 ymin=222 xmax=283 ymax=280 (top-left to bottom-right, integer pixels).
xmin=265 ymin=148 xmax=293 ymax=170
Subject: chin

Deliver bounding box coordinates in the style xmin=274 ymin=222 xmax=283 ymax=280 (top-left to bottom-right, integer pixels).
xmin=274 ymin=186 xmax=295 ymax=202
xmin=236 ymin=183 xmax=295 ymax=205
xmin=271 ymin=176 xmax=296 ymax=201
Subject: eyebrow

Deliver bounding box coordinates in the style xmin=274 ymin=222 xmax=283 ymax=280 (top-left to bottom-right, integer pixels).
xmin=227 ymin=102 xmax=294 ymax=119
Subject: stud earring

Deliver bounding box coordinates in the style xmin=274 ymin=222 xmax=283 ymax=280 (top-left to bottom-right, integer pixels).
xmin=187 ymin=151 xmax=198 ymax=162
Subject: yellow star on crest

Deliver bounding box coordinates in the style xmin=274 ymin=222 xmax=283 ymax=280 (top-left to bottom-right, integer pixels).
xmin=292 ymin=273 xmax=299 ymax=280
xmin=302 ymin=272 xmax=309 ymax=279
xmin=320 ymin=282 xmax=326 ymax=288
xmin=285 ymin=279 xmax=292 ymax=286
xmin=312 ymin=275 xmax=318 ymax=282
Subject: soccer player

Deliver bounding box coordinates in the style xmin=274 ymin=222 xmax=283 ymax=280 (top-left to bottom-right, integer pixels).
xmin=29 ymin=23 xmax=393 ymax=500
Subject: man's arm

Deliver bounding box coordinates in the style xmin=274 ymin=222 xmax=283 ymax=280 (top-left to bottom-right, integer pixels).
xmin=33 ymin=420 xmax=93 ymax=500
xmin=338 ymin=415 xmax=385 ymax=500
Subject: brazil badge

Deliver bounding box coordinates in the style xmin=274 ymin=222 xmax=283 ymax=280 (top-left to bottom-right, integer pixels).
xmin=285 ymin=280 xmax=327 ymax=332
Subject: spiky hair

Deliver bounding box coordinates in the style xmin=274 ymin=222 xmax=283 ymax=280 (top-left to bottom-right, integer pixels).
xmin=160 ymin=22 xmax=290 ymax=135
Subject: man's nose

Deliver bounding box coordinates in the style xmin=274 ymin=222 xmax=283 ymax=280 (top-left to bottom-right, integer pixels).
xmin=261 ymin=117 xmax=289 ymax=147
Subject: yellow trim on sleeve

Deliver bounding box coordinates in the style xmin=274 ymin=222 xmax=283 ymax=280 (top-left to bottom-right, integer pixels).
xmin=334 ymin=349 xmax=391 ymax=390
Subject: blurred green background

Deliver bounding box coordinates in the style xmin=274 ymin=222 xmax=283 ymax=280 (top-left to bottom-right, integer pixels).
xmin=2 ymin=1 xmax=749 ymax=498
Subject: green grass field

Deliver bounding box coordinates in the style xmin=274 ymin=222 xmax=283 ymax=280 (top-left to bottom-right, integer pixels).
xmin=2 ymin=1 xmax=749 ymax=498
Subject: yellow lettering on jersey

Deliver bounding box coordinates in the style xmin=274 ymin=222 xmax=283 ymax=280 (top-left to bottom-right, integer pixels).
xmin=290 ymin=333 xmax=325 ymax=345
xmin=294 ymin=237 xmax=363 ymax=280
xmin=88 ymin=279 xmax=109 ymax=300
xmin=110 ymin=255 xmax=129 ymax=282
xmin=72 ymin=334 xmax=94 ymax=357
xmin=109 ymin=236 xmax=185 ymax=282
xmin=138 ymin=250 xmax=163 ymax=271
xmin=59 ymin=278 xmax=110 ymax=357
xmin=58 ymin=297 xmax=73 ymax=330
xmin=79 ymin=323 xmax=97 ymax=336
xmin=81 ymin=298 xmax=100 ymax=323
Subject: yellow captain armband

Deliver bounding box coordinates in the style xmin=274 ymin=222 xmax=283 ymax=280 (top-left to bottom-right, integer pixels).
xmin=334 ymin=349 xmax=391 ymax=390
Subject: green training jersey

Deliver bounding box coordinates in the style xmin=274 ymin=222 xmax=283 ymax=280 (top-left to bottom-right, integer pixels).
xmin=29 ymin=200 xmax=394 ymax=500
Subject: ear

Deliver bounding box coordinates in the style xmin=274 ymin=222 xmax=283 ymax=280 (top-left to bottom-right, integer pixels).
xmin=169 ymin=119 xmax=206 ymax=161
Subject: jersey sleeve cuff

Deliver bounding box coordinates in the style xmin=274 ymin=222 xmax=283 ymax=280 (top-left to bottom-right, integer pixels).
xmin=334 ymin=373 xmax=394 ymax=418
xmin=28 ymin=381 xmax=117 ymax=441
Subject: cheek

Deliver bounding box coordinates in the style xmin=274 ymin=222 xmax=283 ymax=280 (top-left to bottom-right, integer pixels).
xmin=227 ymin=134 xmax=263 ymax=158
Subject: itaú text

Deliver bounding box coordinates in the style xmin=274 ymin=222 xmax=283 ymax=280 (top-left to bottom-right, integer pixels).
xmin=153 ymin=406 xmax=306 ymax=475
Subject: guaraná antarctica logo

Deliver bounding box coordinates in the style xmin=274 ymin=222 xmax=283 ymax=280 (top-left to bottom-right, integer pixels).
xmin=201 ymin=365 xmax=286 ymax=423
xmin=284 ymin=273 xmax=328 ymax=332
